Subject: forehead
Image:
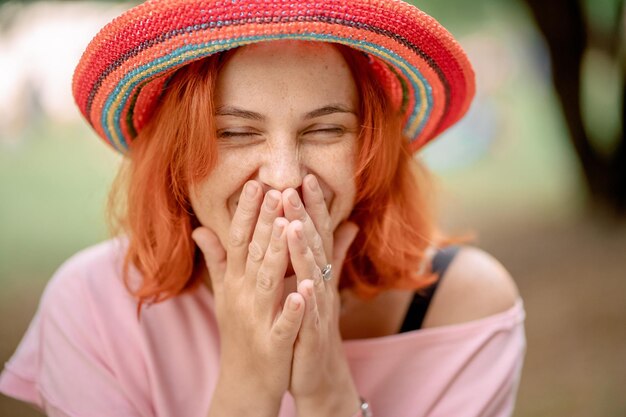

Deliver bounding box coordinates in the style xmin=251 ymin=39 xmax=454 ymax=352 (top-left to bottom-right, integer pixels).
xmin=215 ymin=40 xmax=358 ymax=109
xmin=231 ymin=39 xmax=347 ymax=64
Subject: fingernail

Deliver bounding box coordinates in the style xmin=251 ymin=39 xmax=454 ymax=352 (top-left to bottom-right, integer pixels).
xmin=288 ymin=191 xmax=301 ymax=209
xmin=307 ymin=176 xmax=319 ymax=192
xmin=295 ymin=225 xmax=304 ymax=240
xmin=245 ymin=182 xmax=257 ymax=199
xmin=290 ymin=297 xmax=301 ymax=311
xmin=273 ymin=221 xmax=284 ymax=237
xmin=265 ymin=193 xmax=279 ymax=210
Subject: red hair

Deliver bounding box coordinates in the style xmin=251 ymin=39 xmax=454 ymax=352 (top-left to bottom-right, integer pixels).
xmin=109 ymin=46 xmax=448 ymax=305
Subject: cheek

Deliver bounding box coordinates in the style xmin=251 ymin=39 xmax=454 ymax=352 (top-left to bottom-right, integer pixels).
xmin=189 ymin=180 xmax=234 ymax=250
xmin=191 ymin=151 xmax=257 ymax=206
xmin=310 ymin=143 xmax=357 ymax=226
xmin=189 ymin=147 xmax=263 ymax=227
xmin=189 ymin=182 xmax=217 ymax=226
xmin=188 ymin=167 xmax=247 ymax=235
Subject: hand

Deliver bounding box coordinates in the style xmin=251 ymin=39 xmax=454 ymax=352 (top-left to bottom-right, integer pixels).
xmin=192 ymin=181 xmax=306 ymax=411
xmin=282 ymin=175 xmax=360 ymax=414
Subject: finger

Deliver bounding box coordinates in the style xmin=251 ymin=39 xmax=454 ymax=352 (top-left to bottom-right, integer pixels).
xmin=227 ymin=181 xmax=262 ymax=277
xmin=297 ymin=279 xmax=321 ymax=345
xmin=254 ymin=217 xmax=290 ymax=321
xmin=191 ymin=226 xmax=226 ymax=294
xmin=302 ymin=174 xmax=333 ymax=259
xmin=312 ymin=262 xmax=329 ymax=319
xmin=271 ymin=292 xmax=305 ymax=347
xmin=246 ymin=190 xmax=283 ymax=280
xmin=331 ymin=221 xmax=360 ymax=289
xmin=286 ymin=220 xmax=320 ymax=287
xmin=283 ymin=187 xmax=328 ymax=268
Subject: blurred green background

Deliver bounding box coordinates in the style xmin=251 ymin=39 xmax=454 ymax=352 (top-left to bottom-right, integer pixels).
xmin=1 ymin=1 xmax=625 ymax=416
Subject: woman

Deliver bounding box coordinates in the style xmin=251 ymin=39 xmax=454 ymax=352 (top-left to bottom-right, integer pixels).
xmin=0 ymin=1 xmax=525 ymax=416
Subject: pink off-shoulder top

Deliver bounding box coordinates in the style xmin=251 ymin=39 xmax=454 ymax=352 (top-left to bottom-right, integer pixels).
xmin=0 ymin=239 xmax=526 ymax=417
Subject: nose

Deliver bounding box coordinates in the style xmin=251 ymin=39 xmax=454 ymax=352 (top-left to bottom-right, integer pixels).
xmin=258 ymin=141 xmax=306 ymax=192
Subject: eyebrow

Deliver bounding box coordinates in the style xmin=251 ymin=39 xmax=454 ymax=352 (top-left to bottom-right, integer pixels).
xmin=215 ymin=106 xmax=264 ymax=121
xmin=215 ymin=104 xmax=357 ymax=121
xmin=304 ymin=105 xmax=357 ymax=119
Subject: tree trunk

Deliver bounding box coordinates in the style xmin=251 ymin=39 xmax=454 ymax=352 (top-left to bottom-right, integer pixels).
xmin=524 ymin=0 xmax=626 ymax=217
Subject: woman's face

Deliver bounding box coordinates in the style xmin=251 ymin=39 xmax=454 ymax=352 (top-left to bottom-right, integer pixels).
xmin=189 ymin=41 xmax=359 ymax=250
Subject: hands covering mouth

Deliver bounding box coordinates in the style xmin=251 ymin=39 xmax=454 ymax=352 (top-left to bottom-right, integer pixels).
xmin=191 ymin=173 xmax=360 ymax=405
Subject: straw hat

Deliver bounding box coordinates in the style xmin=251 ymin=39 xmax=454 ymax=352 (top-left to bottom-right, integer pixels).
xmin=72 ymin=0 xmax=475 ymax=153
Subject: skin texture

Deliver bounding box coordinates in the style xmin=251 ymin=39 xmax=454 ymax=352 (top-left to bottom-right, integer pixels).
xmin=189 ymin=40 xmax=521 ymax=417
xmin=190 ymin=41 xmax=358 ymax=251
xmin=190 ymin=40 xmax=359 ymax=301
xmin=190 ymin=41 xmax=362 ymax=417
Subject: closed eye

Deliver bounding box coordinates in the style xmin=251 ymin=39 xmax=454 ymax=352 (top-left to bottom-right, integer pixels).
xmin=218 ymin=131 xmax=260 ymax=138
xmin=303 ymin=127 xmax=346 ymax=136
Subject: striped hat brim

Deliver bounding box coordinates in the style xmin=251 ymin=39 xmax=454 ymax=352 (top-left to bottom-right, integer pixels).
xmin=72 ymin=0 xmax=475 ymax=154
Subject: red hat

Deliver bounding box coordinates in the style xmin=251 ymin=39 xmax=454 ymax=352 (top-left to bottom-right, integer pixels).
xmin=73 ymin=0 xmax=475 ymax=154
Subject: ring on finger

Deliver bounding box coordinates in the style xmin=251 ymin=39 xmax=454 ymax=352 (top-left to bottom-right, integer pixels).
xmin=321 ymin=264 xmax=332 ymax=282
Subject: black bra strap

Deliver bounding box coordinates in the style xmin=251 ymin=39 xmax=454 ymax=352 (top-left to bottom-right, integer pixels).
xmin=398 ymin=245 xmax=461 ymax=332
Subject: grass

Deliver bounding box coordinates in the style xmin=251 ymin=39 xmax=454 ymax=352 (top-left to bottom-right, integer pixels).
xmin=0 ymin=122 xmax=120 ymax=284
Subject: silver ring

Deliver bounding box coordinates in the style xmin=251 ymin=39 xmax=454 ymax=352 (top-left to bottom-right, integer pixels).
xmin=321 ymin=264 xmax=332 ymax=281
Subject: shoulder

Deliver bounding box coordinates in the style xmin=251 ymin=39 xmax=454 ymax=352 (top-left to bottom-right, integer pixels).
xmin=53 ymin=238 xmax=126 ymax=277
xmin=3 ymin=240 xmax=156 ymax=415
xmin=422 ymin=246 xmax=520 ymax=328
xmin=32 ymin=240 xmax=143 ymax=375
xmin=40 ymin=239 xmax=135 ymax=323
xmin=44 ymin=239 xmax=127 ymax=294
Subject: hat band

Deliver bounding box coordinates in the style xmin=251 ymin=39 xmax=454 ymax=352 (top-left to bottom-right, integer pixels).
xmin=101 ymin=33 xmax=435 ymax=152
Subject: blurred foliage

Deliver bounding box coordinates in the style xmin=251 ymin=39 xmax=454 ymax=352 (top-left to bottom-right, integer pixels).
xmin=0 ymin=0 xmax=622 ymax=282
xmin=581 ymin=0 xmax=624 ymax=32
xmin=1 ymin=0 xmax=610 ymax=283
xmin=524 ymin=0 xmax=625 ymax=216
